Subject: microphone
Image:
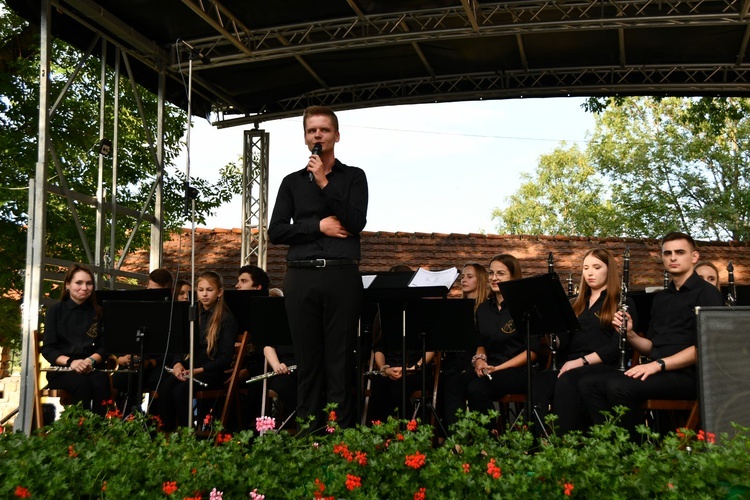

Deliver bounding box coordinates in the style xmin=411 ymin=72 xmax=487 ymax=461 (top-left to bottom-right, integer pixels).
xmin=309 ymin=143 xmax=322 ymax=182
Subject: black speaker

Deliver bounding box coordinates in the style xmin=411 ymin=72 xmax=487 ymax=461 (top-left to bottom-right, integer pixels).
xmin=696 ymin=306 xmax=750 ymax=435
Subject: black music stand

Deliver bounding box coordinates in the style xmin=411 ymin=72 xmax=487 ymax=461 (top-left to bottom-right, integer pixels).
xmin=96 ymin=288 xmax=171 ymax=303
xmin=227 ymin=296 xmax=297 ymax=432
xmin=378 ymin=298 xmax=474 ymax=430
xmin=363 ymin=271 xmax=451 ymax=420
xmin=498 ymin=273 xmax=580 ymax=433
xmin=102 ymin=300 xmax=189 ymax=415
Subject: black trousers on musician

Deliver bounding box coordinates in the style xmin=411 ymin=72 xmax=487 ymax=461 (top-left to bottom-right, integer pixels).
xmin=577 ymin=365 xmax=696 ymax=435
xmin=466 ymin=367 xmax=527 ymax=416
xmin=284 ymin=265 xmax=362 ymax=431
xmin=532 ymin=365 xmax=609 ymax=435
xmin=156 ymin=372 xmax=223 ymax=431
xmin=47 ymin=370 xmax=110 ymax=416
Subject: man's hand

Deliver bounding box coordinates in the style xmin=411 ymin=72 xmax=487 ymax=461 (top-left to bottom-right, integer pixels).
xmin=320 ymin=216 xmax=351 ymax=238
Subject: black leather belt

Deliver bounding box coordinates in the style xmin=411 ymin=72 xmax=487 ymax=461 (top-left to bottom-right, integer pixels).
xmin=287 ymin=259 xmax=360 ymax=268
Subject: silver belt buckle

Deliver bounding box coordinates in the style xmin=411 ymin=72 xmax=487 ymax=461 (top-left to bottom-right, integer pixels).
xmin=315 ymin=259 xmax=327 ymax=268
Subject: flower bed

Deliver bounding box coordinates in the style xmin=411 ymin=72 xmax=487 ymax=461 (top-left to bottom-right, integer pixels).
xmin=0 ymin=406 xmax=748 ymax=499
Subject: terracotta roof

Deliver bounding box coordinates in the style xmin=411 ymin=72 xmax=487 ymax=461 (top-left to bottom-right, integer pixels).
xmin=120 ymin=229 xmax=750 ymax=294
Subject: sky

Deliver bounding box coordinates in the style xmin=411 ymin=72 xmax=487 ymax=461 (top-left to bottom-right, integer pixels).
xmin=177 ymin=97 xmax=596 ymax=235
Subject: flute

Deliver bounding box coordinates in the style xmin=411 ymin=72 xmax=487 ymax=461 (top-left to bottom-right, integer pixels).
xmin=617 ymin=247 xmax=631 ymax=372
xmin=163 ymin=366 xmax=208 ymax=387
xmin=41 ymin=367 xmax=136 ymax=373
xmin=245 ymin=365 xmax=297 ymax=384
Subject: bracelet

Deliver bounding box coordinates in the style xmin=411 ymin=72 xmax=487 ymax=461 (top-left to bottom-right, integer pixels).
xmin=471 ymin=354 xmax=487 ymax=367
xmin=581 ymin=356 xmax=589 ymax=366
xmin=379 ymin=365 xmax=390 ymax=377
xmin=87 ymin=356 xmax=96 ymax=367
xmin=65 ymin=358 xmax=73 ymax=367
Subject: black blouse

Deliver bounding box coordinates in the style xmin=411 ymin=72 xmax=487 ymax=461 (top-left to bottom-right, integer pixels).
xmin=42 ymin=299 xmax=104 ymax=364
xmin=475 ymin=297 xmax=533 ymax=366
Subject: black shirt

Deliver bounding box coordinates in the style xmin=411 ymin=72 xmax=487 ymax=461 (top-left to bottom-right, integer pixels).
xmin=559 ymin=291 xmax=638 ymax=366
xmin=648 ymin=272 xmax=724 ymax=358
xmin=475 ymin=297 xmax=532 ymax=366
xmin=42 ymin=299 xmax=104 ymax=364
xmin=268 ymin=159 xmax=368 ymax=260
xmin=190 ymin=305 xmax=238 ymax=374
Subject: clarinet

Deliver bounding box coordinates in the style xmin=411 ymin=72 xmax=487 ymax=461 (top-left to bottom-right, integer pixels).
xmin=663 ymin=269 xmax=669 ymax=289
xmin=727 ymin=261 xmax=737 ymax=307
xmin=617 ymin=247 xmax=631 ymax=371
xmin=548 ymin=253 xmax=559 ymax=371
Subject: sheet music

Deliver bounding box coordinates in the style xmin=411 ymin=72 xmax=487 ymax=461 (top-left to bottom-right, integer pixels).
xmin=408 ymin=267 xmax=459 ymax=288
xmin=362 ymin=275 xmax=377 ymax=289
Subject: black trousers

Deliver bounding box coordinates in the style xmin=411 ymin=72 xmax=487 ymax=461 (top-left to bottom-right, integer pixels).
xmin=577 ymin=364 xmax=697 ymax=434
xmin=156 ymin=371 xmax=223 ymax=431
xmin=47 ymin=370 xmax=110 ymax=416
xmin=466 ymin=367 xmax=527 ymax=414
xmin=284 ymin=265 xmax=362 ymax=430
xmin=267 ymin=373 xmax=298 ymax=416
xmin=532 ymin=366 xmax=603 ymax=434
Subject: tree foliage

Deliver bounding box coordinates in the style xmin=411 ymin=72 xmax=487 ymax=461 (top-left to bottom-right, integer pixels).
xmin=0 ymin=2 xmax=240 ymax=348
xmin=495 ymin=97 xmax=750 ymax=241
xmin=492 ymin=143 xmax=618 ymax=236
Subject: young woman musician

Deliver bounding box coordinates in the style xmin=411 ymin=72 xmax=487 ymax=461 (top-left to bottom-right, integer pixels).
xmin=531 ymin=248 xmax=638 ymax=434
xmin=156 ymin=271 xmax=238 ymax=431
xmin=41 ymin=264 xmax=109 ymax=416
xmin=464 ymin=254 xmax=537 ymax=424
xmin=694 ymin=261 xmax=720 ymax=289
xmin=439 ymin=263 xmax=488 ymax=429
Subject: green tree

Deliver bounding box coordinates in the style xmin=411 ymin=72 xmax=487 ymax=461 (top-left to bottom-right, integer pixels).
xmin=589 ymin=96 xmax=750 ymax=241
xmin=0 ymin=2 xmax=240 ymax=349
xmin=492 ymin=143 xmax=618 ymax=236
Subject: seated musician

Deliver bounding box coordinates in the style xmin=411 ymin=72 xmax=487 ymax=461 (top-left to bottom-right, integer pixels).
xmin=444 ymin=255 xmax=538 ymax=430
xmin=578 ymin=232 xmax=723 ymax=437
xmin=111 ymin=268 xmax=173 ymax=412
xmin=234 ymin=265 xmax=274 ymax=426
xmin=531 ymin=248 xmax=638 ymax=434
xmin=439 ymin=263 xmax=485 ymax=430
xmin=174 ymin=278 xmax=192 ymax=302
xmin=694 ymin=260 xmax=720 ymax=289
xmin=368 ymin=311 xmax=435 ymax=423
xmin=157 ymin=271 xmax=238 ymax=431
xmin=41 ymin=264 xmax=109 ymax=416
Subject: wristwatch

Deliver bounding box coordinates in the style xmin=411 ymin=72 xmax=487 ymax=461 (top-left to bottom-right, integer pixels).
xmin=656 ymin=359 xmax=666 ymax=371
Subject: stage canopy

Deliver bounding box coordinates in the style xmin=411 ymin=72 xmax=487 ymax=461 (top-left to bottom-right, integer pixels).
xmin=7 ymin=0 xmax=750 ymax=128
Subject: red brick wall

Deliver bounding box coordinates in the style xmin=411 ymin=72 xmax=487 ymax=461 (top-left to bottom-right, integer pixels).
xmin=121 ymin=229 xmax=750 ymax=293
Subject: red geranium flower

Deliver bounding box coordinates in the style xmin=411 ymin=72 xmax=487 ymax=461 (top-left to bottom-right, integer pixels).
xmin=486 ymin=458 xmax=501 ymax=479
xmin=216 ymin=433 xmax=232 ymax=444
xmin=462 ymin=463 xmax=470 ymax=474
xmin=345 ymin=474 xmax=362 ymax=491
xmin=355 ymin=450 xmax=368 ymax=466
xmin=14 ymin=486 xmax=31 ymax=498
xmin=563 ymin=482 xmax=574 ymax=496
xmin=162 ymin=481 xmax=178 ymax=496
xmin=414 ymin=487 xmax=426 ymax=500
xmin=407 ymin=419 xmax=418 ymax=431
xmin=68 ymin=444 xmax=78 ymax=458
xmin=405 ymin=451 xmax=426 ymax=469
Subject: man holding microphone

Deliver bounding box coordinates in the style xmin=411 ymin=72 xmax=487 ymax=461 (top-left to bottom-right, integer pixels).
xmin=268 ymin=106 xmax=368 ymax=431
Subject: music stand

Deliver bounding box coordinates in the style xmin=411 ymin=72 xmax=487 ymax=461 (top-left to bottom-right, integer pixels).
xmin=378 ymin=298 xmax=474 ymax=429
xmin=96 ymin=288 xmax=171 ymax=303
xmin=240 ymin=296 xmax=295 ymax=429
xmin=363 ymin=272 xmax=450 ymax=420
xmin=102 ymin=300 xmax=189 ymax=415
xmin=498 ymin=273 xmax=580 ymax=431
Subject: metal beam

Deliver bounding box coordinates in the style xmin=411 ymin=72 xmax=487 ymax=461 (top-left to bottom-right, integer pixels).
xmin=214 ymin=63 xmax=750 ymax=126
xmin=177 ymin=0 xmax=745 ymax=70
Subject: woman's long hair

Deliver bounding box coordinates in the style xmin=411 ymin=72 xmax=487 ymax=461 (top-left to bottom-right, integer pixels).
xmin=572 ymin=248 xmax=620 ymax=327
xmin=60 ymin=264 xmax=101 ymax=319
xmin=197 ymin=271 xmax=228 ymax=358
xmin=462 ymin=263 xmax=489 ymax=312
